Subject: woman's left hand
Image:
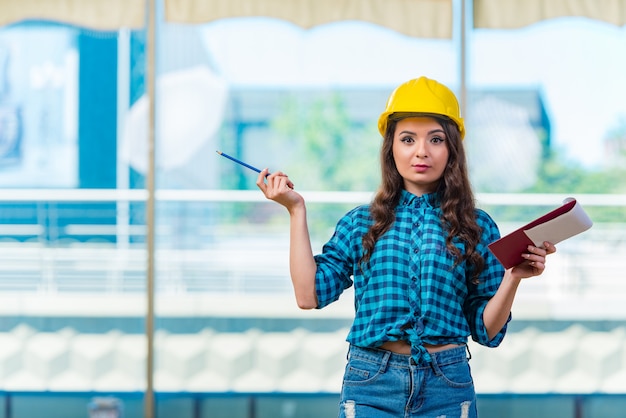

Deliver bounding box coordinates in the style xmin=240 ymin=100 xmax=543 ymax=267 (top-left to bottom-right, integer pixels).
xmin=511 ymin=241 xmax=557 ymax=279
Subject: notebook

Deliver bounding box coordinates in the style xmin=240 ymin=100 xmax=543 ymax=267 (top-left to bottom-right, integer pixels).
xmin=488 ymin=198 xmax=593 ymax=269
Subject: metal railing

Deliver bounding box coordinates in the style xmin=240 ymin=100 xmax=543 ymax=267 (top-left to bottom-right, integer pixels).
xmin=0 ymin=189 xmax=625 ymax=318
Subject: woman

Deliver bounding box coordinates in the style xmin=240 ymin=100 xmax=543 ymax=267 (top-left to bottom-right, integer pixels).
xmin=256 ymin=76 xmax=555 ymax=417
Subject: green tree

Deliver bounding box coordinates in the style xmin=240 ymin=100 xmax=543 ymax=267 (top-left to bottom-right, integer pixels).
xmin=604 ymin=114 xmax=626 ymax=168
xmin=485 ymin=144 xmax=626 ymax=223
xmin=270 ymin=92 xmax=380 ymax=191
xmin=527 ymin=146 xmax=625 ymax=195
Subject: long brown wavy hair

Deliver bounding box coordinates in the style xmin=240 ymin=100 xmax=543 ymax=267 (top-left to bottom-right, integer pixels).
xmin=360 ymin=115 xmax=484 ymax=283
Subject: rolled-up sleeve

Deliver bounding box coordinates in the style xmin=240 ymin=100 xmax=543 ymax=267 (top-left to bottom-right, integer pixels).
xmin=313 ymin=212 xmax=356 ymax=309
xmin=464 ymin=211 xmax=507 ymax=347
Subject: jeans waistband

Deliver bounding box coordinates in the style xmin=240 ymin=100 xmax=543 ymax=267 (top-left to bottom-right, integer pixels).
xmin=348 ymin=344 xmax=468 ymax=368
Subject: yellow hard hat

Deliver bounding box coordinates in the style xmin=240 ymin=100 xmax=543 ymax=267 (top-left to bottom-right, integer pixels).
xmin=378 ymin=76 xmax=465 ymax=139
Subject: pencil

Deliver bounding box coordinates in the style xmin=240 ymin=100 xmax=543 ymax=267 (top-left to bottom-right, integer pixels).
xmin=216 ymin=150 xmax=268 ymax=176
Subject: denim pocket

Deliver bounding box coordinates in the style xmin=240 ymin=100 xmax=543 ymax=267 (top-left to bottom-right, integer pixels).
xmin=435 ymin=358 xmax=474 ymax=388
xmin=343 ymin=356 xmax=382 ymax=385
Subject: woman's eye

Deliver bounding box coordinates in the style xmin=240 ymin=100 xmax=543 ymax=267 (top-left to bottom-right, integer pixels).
xmin=431 ymin=136 xmax=445 ymax=144
xmin=401 ymin=136 xmax=414 ymax=143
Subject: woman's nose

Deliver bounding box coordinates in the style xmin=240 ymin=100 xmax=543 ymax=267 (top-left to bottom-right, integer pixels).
xmin=415 ymin=139 xmax=428 ymax=157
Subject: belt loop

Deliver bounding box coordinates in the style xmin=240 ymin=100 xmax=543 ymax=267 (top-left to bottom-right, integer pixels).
xmin=378 ymin=349 xmax=392 ymax=374
xmin=465 ymin=343 xmax=472 ymax=361
xmin=429 ymin=353 xmax=442 ymax=376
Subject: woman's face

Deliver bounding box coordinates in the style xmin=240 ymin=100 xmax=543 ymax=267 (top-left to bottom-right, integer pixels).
xmin=392 ymin=116 xmax=450 ymax=196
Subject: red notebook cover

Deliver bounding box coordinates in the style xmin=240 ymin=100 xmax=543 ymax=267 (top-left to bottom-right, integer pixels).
xmin=488 ymin=199 xmax=592 ymax=269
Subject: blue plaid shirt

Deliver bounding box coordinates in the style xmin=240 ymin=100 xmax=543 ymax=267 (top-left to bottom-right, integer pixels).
xmin=314 ymin=190 xmax=508 ymax=362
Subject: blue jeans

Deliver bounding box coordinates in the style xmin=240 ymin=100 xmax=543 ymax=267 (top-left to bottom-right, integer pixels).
xmin=339 ymin=345 xmax=477 ymax=418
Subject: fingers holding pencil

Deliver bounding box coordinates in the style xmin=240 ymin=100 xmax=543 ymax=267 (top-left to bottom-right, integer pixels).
xmin=257 ymin=169 xmax=293 ymax=193
xmin=214 ymin=150 xmax=301 ymax=209
xmin=256 ymin=169 xmax=301 ymax=209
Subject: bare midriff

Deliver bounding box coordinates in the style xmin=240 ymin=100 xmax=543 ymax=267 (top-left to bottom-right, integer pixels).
xmin=379 ymin=340 xmax=461 ymax=355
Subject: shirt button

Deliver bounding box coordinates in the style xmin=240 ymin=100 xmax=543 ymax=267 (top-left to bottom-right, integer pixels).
xmin=413 ymin=248 xmax=419 ymax=253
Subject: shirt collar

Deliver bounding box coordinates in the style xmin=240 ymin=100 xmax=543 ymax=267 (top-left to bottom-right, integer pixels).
xmin=400 ymin=189 xmax=440 ymax=208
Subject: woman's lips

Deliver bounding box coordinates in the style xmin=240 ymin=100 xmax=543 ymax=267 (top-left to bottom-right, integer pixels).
xmin=413 ymin=164 xmax=430 ymax=173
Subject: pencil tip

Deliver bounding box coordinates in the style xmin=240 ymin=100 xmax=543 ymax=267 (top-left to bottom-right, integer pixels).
xmin=215 ymin=150 xmax=222 ymax=155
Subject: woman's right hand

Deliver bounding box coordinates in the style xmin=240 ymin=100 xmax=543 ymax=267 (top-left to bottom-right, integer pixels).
xmin=256 ymin=168 xmax=304 ymax=211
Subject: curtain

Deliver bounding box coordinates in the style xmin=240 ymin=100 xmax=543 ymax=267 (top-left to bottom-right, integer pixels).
xmin=2 ymin=0 xmax=625 ymax=32
xmin=0 ymin=0 xmax=145 ymax=30
xmin=474 ymin=0 xmax=626 ymax=29
xmin=164 ymin=0 xmax=453 ymax=38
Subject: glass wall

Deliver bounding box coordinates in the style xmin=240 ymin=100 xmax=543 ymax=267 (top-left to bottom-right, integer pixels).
xmin=148 ymin=17 xmax=448 ymax=398
xmin=0 ymin=5 xmax=625 ymax=418
xmin=0 ymin=22 xmax=149 ymax=417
